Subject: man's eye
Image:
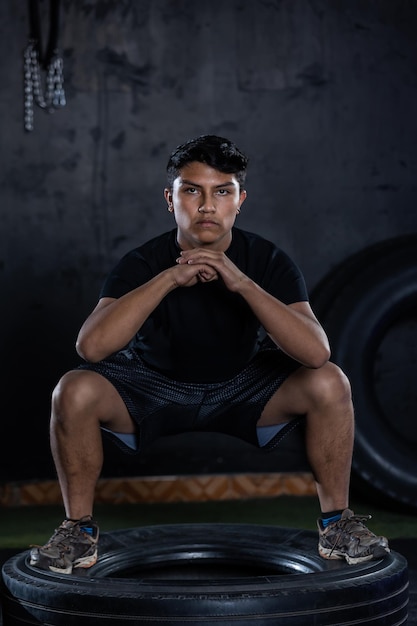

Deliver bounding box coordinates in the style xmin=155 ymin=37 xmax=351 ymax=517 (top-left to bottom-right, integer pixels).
xmin=216 ymin=189 xmax=229 ymax=195
xmin=185 ymin=187 xmax=198 ymax=194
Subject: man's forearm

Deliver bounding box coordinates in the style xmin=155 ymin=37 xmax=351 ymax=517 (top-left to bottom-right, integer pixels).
xmin=237 ymin=278 xmax=330 ymax=368
xmin=76 ymin=270 xmax=177 ymax=362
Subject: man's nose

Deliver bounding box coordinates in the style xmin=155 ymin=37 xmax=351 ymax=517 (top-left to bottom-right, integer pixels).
xmin=199 ymin=195 xmax=216 ymax=212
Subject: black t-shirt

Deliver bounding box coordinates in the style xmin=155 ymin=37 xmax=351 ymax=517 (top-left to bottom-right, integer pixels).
xmin=100 ymin=228 xmax=308 ymax=382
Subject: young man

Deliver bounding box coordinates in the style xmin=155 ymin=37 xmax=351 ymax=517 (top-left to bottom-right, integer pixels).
xmin=30 ymin=135 xmax=389 ymax=575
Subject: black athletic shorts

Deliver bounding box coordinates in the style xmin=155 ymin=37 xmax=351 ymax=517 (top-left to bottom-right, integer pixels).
xmin=77 ymin=346 xmax=301 ymax=454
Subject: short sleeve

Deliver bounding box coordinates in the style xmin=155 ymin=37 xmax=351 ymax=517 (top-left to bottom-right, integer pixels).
xmin=262 ymin=247 xmax=309 ymax=304
xmin=99 ymin=250 xmax=153 ymax=299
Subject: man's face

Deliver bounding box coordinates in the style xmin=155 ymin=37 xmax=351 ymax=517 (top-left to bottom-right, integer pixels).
xmin=165 ymin=161 xmax=246 ymax=251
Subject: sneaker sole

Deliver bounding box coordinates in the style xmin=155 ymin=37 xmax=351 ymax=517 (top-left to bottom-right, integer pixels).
xmin=319 ymin=545 xmax=390 ymax=565
xmin=44 ymin=550 xmax=98 ymax=575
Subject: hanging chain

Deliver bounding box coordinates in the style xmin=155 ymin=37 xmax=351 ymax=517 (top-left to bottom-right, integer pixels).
xmin=23 ymin=0 xmax=66 ymax=132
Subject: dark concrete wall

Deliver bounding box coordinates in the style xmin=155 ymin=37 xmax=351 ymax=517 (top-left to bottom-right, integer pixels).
xmin=1 ymin=0 xmax=416 ymax=480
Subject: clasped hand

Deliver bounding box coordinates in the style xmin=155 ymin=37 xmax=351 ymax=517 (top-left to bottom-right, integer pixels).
xmin=174 ymin=248 xmax=246 ymax=291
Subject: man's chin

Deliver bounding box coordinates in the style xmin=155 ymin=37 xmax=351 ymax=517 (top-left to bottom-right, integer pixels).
xmin=192 ymin=229 xmax=230 ymax=247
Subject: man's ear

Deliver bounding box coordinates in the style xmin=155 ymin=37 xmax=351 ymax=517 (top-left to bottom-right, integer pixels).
xmin=238 ymin=189 xmax=247 ymax=211
xmin=164 ymin=188 xmax=173 ymax=211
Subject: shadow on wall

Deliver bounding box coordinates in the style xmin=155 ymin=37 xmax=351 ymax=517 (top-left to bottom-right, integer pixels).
xmin=1 ymin=305 xmax=79 ymax=481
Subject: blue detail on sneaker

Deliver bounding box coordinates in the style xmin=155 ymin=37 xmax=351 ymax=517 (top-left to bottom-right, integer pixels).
xmin=318 ymin=508 xmax=390 ymax=565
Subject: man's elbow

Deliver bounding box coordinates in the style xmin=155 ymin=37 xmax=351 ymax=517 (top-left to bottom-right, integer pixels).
xmin=308 ymin=344 xmax=331 ymax=369
xmin=76 ymin=337 xmax=102 ymax=363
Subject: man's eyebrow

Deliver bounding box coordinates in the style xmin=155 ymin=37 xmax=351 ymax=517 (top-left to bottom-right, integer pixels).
xmin=180 ymin=179 xmax=236 ymax=189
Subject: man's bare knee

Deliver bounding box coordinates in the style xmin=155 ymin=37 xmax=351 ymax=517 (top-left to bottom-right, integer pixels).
xmin=310 ymin=362 xmax=352 ymax=408
xmin=52 ymin=369 xmax=134 ymax=434
xmin=261 ymin=362 xmax=352 ymax=423
xmin=52 ymin=370 xmax=102 ymax=419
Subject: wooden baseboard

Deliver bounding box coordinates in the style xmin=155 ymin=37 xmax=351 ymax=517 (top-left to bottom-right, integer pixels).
xmin=0 ymin=472 xmax=316 ymax=507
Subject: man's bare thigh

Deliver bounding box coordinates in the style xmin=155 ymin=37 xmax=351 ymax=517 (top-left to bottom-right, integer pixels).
xmin=258 ymin=362 xmax=348 ymax=427
xmin=258 ymin=365 xmax=326 ymax=426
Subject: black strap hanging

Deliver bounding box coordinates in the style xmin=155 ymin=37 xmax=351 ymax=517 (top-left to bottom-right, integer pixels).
xmin=28 ymin=0 xmax=61 ymax=69
xmin=24 ymin=0 xmax=66 ymax=132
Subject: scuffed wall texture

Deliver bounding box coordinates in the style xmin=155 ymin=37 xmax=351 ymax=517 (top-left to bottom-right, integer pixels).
xmin=1 ymin=0 xmax=416 ymax=480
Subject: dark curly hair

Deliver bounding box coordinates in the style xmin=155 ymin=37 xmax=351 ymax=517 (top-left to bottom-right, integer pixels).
xmin=166 ymin=135 xmax=248 ymax=190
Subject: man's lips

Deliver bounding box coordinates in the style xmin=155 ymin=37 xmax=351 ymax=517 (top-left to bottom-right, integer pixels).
xmin=196 ymin=219 xmax=218 ymax=226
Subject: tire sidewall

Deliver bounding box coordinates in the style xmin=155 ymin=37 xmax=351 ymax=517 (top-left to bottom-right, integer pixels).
xmin=311 ymin=235 xmax=417 ymax=508
xmin=1 ymin=524 xmax=408 ymax=625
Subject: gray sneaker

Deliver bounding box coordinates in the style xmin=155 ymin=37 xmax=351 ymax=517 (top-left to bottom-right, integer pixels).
xmin=30 ymin=516 xmax=99 ymax=574
xmin=318 ymin=508 xmax=390 ymax=565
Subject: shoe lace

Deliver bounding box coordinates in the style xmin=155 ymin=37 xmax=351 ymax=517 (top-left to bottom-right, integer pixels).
xmin=30 ymin=521 xmax=84 ymax=553
xmin=328 ymin=513 xmax=372 ymax=557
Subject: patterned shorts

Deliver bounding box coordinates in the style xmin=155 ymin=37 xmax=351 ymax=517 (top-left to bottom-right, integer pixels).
xmin=78 ymin=347 xmax=301 ymax=454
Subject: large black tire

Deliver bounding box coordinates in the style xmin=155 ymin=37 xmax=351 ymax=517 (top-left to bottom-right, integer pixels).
xmin=310 ymin=235 xmax=417 ymax=509
xmin=1 ymin=524 xmax=408 ymax=625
